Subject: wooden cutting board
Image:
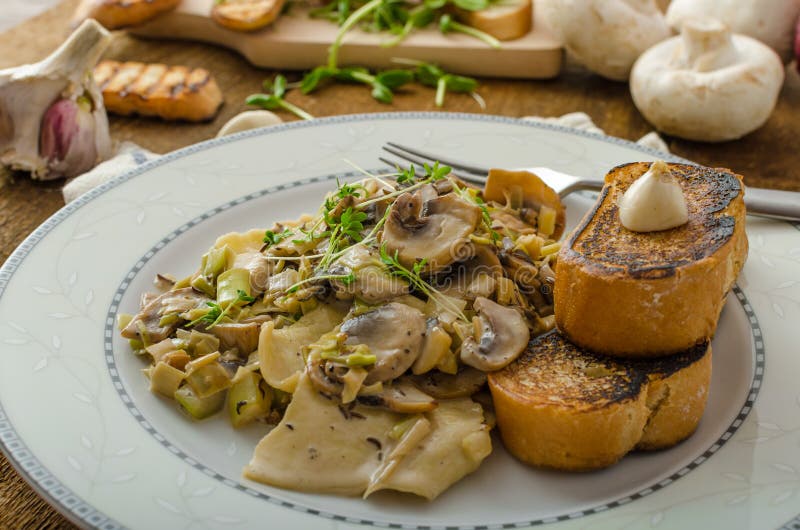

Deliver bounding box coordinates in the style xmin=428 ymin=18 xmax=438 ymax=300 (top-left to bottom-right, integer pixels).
xmin=130 ymin=0 xmax=563 ymax=78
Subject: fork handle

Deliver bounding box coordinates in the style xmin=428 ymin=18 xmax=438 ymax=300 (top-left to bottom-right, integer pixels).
xmin=744 ymin=187 xmax=800 ymax=222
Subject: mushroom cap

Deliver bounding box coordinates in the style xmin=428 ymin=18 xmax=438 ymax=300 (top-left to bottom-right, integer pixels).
xmin=630 ymin=21 xmax=785 ymax=142
xmin=666 ymin=0 xmax=800 ymax=63
xmin=381 ymin=190 xmax=481 ymax=274
xmin=460 ymin=297 xmax=530 ymax=371
xmin=329 ymin=245 xmax=409 ymax=304
xmin=538 ymin=0 xmax=671 ymax=81
xmin=340 ymin=302 xmax=427 ymax=384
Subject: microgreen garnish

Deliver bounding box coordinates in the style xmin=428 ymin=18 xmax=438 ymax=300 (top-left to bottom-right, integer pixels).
xmin=395 ymin=165 xmax=416 ymax=185
xmin=187 ymin=290 xmax=254 ymax=329
xmin=246 ymin=74 xmax=314 ymax=121
xmin=263 ymin=229 xmax=292 ymax=246
xmin=438 ymin=14 xmax=500 ymax=49
xmin=414 ymin=62 xmax=479 ymax=107
xmin=379 ymin=244 xmax=469 ymax=322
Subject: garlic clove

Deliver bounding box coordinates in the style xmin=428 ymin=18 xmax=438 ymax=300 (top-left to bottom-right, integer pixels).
xmin=216 ymin=110 xmax=283 ymax=138
xmin=0 ymin=20 xmax=112 ymax=180
xmin=40 ymin=96 xmax=103 ymax=178
xmin=618 ymin=160 xmax=689 ymax=232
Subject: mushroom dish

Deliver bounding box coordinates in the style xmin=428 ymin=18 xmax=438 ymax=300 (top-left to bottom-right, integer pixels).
xmin=119 ymin=162 xmax=564 ymax=500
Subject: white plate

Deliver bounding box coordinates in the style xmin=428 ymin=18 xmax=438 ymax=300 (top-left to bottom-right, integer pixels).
xmin=1 ymin=113 xmax=798 ymax=530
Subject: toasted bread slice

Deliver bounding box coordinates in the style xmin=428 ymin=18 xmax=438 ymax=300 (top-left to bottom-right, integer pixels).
xmin=212 ymin=0 xmax=286 ymax=32
xmin=554 ymin=162 xmax=747 ymax=357
xmin=93 ymin=60 xmax=223 ymax=122
xmin=454 ymin=0 xmax=532 ymax=41
xmin=488 ymin=331 xmax=711 ymax=471
xmin=73 ymin=0 xmax=180 ymax=29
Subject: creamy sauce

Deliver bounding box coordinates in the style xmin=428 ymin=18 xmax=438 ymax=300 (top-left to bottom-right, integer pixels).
xmin=618 ymin=160 xmax=689 ymax=232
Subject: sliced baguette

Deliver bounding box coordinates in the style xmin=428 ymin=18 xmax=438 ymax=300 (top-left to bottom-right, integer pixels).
xmin=488 ymin=331 xmax=711 ymax=471
xmin=212 ymin=0 xmax=286 ymax=32
xmin=554 ymin=162 xmax=747 ymax=357
xmin=73 ymin=0 xmax=181 ymax=29
xmin=93 ymin=60 xmax=223 ymax=122
xmin=454 ymin=0 xmax=532 ymax=41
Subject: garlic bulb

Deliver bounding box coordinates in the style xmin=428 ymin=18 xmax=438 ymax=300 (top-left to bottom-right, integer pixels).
xmin=630 ymin=19 xmax=785 ymax=142
xmin=618 ymin=160 xmax=688 ymax=232
xmin=0 ymin=20 xmax=112 ymax=180
xmin=667 ymin=0 xmax=800 ymax=63
xmin=537 ymin=0 xmax=671 ymax=81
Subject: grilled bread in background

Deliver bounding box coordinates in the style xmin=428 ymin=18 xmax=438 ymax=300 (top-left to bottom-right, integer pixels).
xmin=555 ymin=162 xmax=747 ymax=358
xmin=212 ymin=0 xmax=287 ymax=31
xmin=73 ymin=0 xmax=180 ymax=29
xmin=488 ymin=331 xmax=712 ymax=471
xmin=93 ymin=60 xmax=223 ymax=122
xmin=454 ymin=0 xmax=532 ymax=41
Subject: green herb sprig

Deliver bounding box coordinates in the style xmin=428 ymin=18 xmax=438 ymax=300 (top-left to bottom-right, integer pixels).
xmin=414 ymin=61 xmax=479 ymax=107
xmin=438 ymin=14 xmax=500 ymax=48
xmin=188 ymin=290 xmax=254 ymax=329
xmin=246 ymin=75 xmax=315 ymax=121
xmin=379 ymin=244 xmax=469 ymax=322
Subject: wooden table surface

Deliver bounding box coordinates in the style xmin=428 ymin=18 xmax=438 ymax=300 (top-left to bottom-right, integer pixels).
xmin=1 ymin=1 xmax=799 ymax=528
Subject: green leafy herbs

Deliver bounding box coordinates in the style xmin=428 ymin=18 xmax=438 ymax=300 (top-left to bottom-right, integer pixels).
xmin=414 ymin=61 xmax=479 ymax=107
xmin=188 ymin=290 xmax=254 ymax=329
xmin=246 ymin=74 xmax=314 ymax=121
xmin=302 ymin=66 xmax=414 ymax=104
xmin=263 ymin=229 xmax=292 ymax=246
xmin=438 ymin=13 xmax=500 ymax=48
xmin=379 ymin=244 xmax=469 ymax=322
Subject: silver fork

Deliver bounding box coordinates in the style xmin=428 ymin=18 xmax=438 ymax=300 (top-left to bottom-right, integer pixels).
xmin=380 ymin=142 xmax=800 ymax=222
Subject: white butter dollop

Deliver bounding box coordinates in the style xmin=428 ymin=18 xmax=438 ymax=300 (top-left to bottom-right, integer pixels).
xmin=618 ymin=160 xmax=689 ymax=232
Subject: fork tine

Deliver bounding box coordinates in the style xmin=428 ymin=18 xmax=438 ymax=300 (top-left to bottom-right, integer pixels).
xmin=386 ymin=142 xmax=490 ymax=176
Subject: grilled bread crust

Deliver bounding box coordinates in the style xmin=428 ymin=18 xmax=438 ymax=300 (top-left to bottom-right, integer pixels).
xmin=212 ymin=0 xmax=287 ymax=32
xmin=488 ymin=332 xmax=711 ymax=471
xmin=73 ymin=0 xmax=180 ymax=29
xmin=554 ymin=162 xmax=747 ymax=357
xmin=93 ymin=60 xmax=223 ymax=122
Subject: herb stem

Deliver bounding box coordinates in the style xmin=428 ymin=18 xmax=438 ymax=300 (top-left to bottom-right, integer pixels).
xmin=329 ymin=0 xmax=383 ymax=69
xmin=447 ymin=20 xmax=501 ymax=48
xmin=435 ymin=77 xmax=447 ymax=107
xmin=279 ymin=99 xmax=315 ymax=121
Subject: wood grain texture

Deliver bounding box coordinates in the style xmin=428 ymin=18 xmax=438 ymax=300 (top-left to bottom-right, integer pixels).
xmin=0 ymin=1 xmax=798 ymax=529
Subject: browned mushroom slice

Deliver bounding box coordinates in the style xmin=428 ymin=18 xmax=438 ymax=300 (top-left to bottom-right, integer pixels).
xmin=408 ymin=367 xmax=487 ymax=399
xmin=121 ymin=287 xmax=209 ymax=343
xmin=381 ymin=189 xmax=481 ymax=274
xmin=460 ymin=297 xmax=529 ymax=371
xmin=483 ymin=168 xmax=566 ymax=239
xmin=357 ymin=380 xmax=437 ymax=413
xmin=329 ymin=246 xmax=409 ymax=304
xmin=339 ymin=302 xmax=426 ymax=384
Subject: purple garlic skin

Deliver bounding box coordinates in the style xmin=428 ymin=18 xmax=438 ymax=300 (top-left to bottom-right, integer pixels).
xmin=40 ymin=97 xmax=103 ymax=178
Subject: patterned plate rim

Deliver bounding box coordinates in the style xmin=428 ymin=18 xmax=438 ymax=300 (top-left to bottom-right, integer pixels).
xmin=0 ymin=112 xmax=785 ymax=529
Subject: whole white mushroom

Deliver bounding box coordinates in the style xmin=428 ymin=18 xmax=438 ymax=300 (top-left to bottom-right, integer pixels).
xmin=630 ymin=18 xmax=785 ymax=142
xmin=667 ymin=0 xmax=800 ymax=63
xmin=537 ymin=0 xmax=671 ymax=81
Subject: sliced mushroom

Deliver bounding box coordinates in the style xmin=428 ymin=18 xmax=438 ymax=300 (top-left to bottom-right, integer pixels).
xmin=460 ymin=297 xmax=529 ymax=371
xmin=381 ymin=189 xmax=481 ymax=273
xmin=329 ymin=246 xmax=409 ymax=304
xmin=121 ymin=287 xmax=209 ymax=343
xmin=412 ymin=318 xmax=452 ymax=375
xmin=499 ymin=252 xmax=540 ymax=294
xmin=357 ymin=379 xmax=437 ymax=413
xmin=408 ymin=367 xmax=487 ymax=399
xmin=340 ymin=302 xmax=426 ymax=384
xmin=483 ymin=168 xmax=566 ymax=239
xmin=233 ymin=251 xmax=271 ymax=295
xmin=210 ymin=322 xmax=260 ymax=355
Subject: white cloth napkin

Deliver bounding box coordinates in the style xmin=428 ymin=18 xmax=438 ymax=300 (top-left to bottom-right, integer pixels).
xmin=61 ymin=113 xmax=669 ymax=203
